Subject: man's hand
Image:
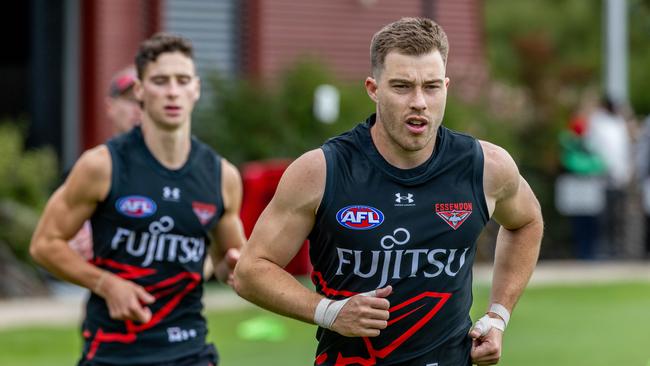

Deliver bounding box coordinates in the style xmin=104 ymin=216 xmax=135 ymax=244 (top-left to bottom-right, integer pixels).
xmin=215 ymin=248 xmax=240 ymax=286
xmin=330 ymin=286 xmax=392 ymax=337
xmin=96 ymin=273 xmax=155 ymax=324
xmin=469 ymin=319 xmax=503 ymax=365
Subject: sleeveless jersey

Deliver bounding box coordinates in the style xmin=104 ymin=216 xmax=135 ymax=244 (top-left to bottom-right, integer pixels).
xmin=309 ymin=115 xmax=489 ymax=365
xmin=82 ymin=126 xmax=224 ymax=365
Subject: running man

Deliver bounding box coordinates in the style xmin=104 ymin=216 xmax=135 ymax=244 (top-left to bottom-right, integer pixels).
xmin=30 ymin=33 xmax=245 ymax=366
xmin=234 ymin=17 xmax=543 ymax=365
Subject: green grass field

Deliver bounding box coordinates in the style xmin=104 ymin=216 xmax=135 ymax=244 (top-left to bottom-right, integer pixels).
xmin=1 ymin=282 xmax=648 ymax=366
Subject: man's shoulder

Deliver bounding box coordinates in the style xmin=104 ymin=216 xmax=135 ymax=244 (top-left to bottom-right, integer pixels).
xmin=479 ymin=140 xmax=520 ymax=201
xmin=64 ymin=145 xmax=112 ymax=201
xmin=76 ymin=145 xmax=112 ymax=177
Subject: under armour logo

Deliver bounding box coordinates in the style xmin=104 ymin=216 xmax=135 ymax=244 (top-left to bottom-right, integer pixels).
xmin=395 ymin=193 xmax=414 ymax=204
xmin=163 ymin=186 xmax=180 ymax=201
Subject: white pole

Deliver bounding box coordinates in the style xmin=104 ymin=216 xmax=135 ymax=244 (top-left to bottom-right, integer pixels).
xmin=605 ymin=0 xmax=628 ymax=103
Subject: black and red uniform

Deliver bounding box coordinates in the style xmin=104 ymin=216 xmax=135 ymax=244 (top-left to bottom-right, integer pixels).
xmin=309 ymin=114 xmax=489 ymax=365
xmin=80 ymin=126 xmax=223 ymax=365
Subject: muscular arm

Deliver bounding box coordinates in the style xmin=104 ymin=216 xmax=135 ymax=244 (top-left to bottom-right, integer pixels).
xmin=234 ymin=150 xmax=390 ymax=336
xmin=30 ymin=146 xmax=111 ymax=289
xmin=482 ymin=141 xmax=543 ymax=315
xmin=209 ymin=158 xmax=246 ymax=285
xmin=30 ymin=146 xmax=154 ymax=322
xmin=471 ymin=141 xmax=544 ymax=365
xmin=234 ymin=150 xmax=325 ymax=322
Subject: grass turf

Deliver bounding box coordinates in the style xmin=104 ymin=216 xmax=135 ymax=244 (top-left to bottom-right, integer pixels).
xmin=0 ymin=282 xmax=648 ymax=366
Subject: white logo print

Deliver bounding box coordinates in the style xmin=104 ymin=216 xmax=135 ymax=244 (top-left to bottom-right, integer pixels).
xmin=335 ymin=226 xmax=469 ymax=288
xmin=167 ymin=327 xmax=198 ymax=343
xmin=395 ymin=193 xmax=415 ymax=206
xmin=163 ymin=186 xmax=181 ymax=201
xmin=110 ymin=216 xmax=205 ymax=266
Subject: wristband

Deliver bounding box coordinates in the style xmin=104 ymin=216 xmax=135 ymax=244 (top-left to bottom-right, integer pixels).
xmin=472 ymin=314 xmax=506 ymax=337
xmin=313 ymin=290 xmax=378 ymax=329
xmin=488 ymin=303 xmax=510 ymax=326
xmin=314 ymin=298 xmax=332 ymax=328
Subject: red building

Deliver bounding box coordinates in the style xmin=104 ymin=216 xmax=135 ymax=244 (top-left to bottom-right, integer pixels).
xmin=5 ymin=0 xmax=485 ymax=165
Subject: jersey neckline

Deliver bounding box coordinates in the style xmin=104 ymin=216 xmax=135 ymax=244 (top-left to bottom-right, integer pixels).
xmin=354 ymin=114 xmax=448 ymax=186
xmin=133 ymin=126 xmax=199 ymax=178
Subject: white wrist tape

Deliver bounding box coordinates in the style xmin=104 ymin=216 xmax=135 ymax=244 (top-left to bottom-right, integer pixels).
xmin=314 ymin=290 xmax=378 ymax=329
xmin=488 ymin=303 xmax=510 ymax=326
xmin=473 ymin=314 xmax=506 ymax=336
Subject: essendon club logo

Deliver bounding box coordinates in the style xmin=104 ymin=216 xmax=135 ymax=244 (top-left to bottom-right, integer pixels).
xmin=192 ymin=202 xmax=216 ymax=225
xmin=435 ymin=202 xmax=472 ymax=230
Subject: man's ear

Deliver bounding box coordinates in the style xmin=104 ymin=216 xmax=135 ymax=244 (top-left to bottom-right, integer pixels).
xmin=133 ymin=79 xmax=143 ymax=101
xmin=365 ymin=77 xmax=379 ymax=103
xmin=194 ymin=77 xmax=201 ymax=102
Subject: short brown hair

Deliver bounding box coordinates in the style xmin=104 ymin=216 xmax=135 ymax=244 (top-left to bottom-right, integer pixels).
xmin=135 ymin=33 xmax=194 ymax=79
xmin=370 ymin=17 xmax=449 ymax=77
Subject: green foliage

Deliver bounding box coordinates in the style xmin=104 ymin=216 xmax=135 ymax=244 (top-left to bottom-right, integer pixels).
xmin=0 ymin=122 xmax=58 ymax=257
xmin=194 ymin=58 xmax=372 ymax=165
xmin=485 ymin=0 xmax=601 ymax=89
xmin=480 ymin=0 xmax=650 ymax=257
xmin=0 ymin=123 xmax=58 ymax=209
xmin=629 ymin=0 xmax=650 ymax=114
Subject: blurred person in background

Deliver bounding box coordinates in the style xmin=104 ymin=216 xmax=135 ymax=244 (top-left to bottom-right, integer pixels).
xmin=106 ymin=65 xmax=142 ymax=135
xmin=635 ymin=113 xmax=650 ymax=258
xmin=584 ymin=95 xmax=633 ymax=258
xmin=30 ymin=33 xmax=245 ymax=366
xmin=235 ymin=17 xmax=543 ymax=366
xmin=68 ymin=66 xmax=142 ymax=260
xmin=557 ymin=96 xmax=605 ymax=260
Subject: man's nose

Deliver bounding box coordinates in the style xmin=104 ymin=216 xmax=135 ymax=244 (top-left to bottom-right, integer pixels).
xmin=410 ymin=88 xmax=427 ymax=111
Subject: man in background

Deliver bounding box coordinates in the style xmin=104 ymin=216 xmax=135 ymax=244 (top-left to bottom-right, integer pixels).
xmin=31 ymin=33 xmax=244 ymax=366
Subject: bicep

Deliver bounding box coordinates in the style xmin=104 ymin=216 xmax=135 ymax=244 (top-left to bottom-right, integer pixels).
xmin=243 ymin=150 xmax=324 ymax=267
xmin=492 ymin=176 xmax=541 ymax=230
xmin=33 ymin=147 xmax=111 ymax=243
xmin=482 ymin=140 xmax=541 ymax=230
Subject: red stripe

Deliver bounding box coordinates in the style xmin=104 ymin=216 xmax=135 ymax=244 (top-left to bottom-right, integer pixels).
xmin=84 ymin=258 xmax=201 ymax=358
xmin=311 ymin=271 xmax=359 ymax=297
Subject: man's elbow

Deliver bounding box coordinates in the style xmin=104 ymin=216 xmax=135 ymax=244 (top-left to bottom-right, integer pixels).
xmin=29 ymin=238 xmax=46 ymax=266
xmin=232 ymin=259 xmax=252 ymax=299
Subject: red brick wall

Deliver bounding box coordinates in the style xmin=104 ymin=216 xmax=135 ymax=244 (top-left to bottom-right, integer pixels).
xmin=246 ymin=0 xmax=422 ymax=80
xmin=245 ymin=0 xmax=486 ymax=96
xmin=436 ymin=0 xmax=488 ymax=99
xmin=81 ymin=0 xmax=161 ymax=150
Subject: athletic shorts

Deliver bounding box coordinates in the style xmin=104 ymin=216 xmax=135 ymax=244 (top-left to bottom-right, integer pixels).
xmin=400 ymin=334 xmax=471 ymax=366
xmin=315 ymin=333 xmax=471 ymax=366
xmin=78 ymin=343 xmax=219 ymax=366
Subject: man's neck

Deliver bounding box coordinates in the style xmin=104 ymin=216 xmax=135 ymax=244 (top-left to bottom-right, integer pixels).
xmin=141 ymin=119 xmax=191 ymax=170
xmin=370 ymin=120 xmax=436 ymax=170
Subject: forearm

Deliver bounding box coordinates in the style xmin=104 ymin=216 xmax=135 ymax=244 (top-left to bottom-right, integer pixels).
xmin=31 ymin=238 xmax=106 ymax=292
xmin=490 ymin=218 xmax=543 ymax=312
xmin=235 ymin=257 xmax=321 ymax=324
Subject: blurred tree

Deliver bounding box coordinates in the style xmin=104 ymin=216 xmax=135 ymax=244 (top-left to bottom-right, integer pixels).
xmin=194 ymin=58 xmax=372 ymax=165
xmin=0 ymin=122 xmax=57 ymax=297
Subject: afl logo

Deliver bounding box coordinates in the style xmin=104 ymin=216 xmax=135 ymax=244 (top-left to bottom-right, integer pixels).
xmin=116 ymin=196 xmax=157 ymax=218
xmin=336 ymin=205 xmax=384 ymax=230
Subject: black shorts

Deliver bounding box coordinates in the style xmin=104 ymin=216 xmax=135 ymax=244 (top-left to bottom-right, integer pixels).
xmin=401 ymin=334 xmax=471 ymax=366
xmin=315 ymin=333 xmax=471 ymax=366
xmin=78 ymin=343 xmax=219 ymax=366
